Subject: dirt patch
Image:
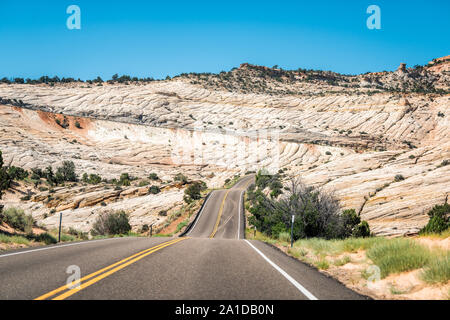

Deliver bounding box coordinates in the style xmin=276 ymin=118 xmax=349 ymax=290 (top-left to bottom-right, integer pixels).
xmin=159 ymin=214 xmax=187 ymax=235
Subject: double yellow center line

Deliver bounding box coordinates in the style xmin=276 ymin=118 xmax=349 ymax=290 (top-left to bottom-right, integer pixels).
xmin=208 ymin=176 xmax=254 ymax=239
xmin=209 ymin=189 xmax=231 ymax=238
xmin=35 ymin=237 xmax=188 ymax=300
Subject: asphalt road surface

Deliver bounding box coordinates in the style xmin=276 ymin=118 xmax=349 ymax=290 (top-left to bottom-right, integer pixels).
xmin=0 ymin=175 xmax=367 ymax=300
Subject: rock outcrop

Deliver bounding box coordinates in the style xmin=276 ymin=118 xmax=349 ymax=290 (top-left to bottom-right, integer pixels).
xmin=0 ymin=57 xmax=449 ymax=235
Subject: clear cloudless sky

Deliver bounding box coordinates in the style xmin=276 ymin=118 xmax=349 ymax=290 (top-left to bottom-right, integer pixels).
xmin=0 ymin=0 xmax=449 ymax=80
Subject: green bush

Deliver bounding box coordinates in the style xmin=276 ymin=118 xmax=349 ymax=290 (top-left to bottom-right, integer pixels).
xmin=7 ymin=166 xmax=28 ymax=180
xmin=271 ymin=222 xmax=288 ymax=238
xmin=0 ymin=150 xmax=13 ymax=199
xmin=148 ymin=173 xmax=159 ymax=180
xmin=55 ymin=161 xmax=77 ymax=183
xmin=91 ymin=211 xmax=131 ymax=236
xmin=82 ymin=173 xmax=102 ymax=184
xmin=67 ymin=227 xmax=89 ymax=240
xmin=174 ymin=173 xmax=188 ymax=184
xmin=138 ymin=180 xmax=149 ymax=187
xmin=352 ymin=221 xmax=371 ymax=237
xmin=184 ymin=181 xmax=207 ymax=203
xmin=248 ymin=175 xmax=370 ymax=240
xmin=118 ymin=173 xmax=131 ymax=186
xmin=1 ymin=207 xmax=34 ymax=233
xmin=420 ymin=203 xmax=449 ymax=234
xmin=35 ymin=233 xmax=57 ymax=245
xmin=149 ymin=185 xmax=161 ymax=194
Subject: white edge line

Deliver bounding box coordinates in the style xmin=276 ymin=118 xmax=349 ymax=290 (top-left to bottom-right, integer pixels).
xmin=186 ymin=191 xmax=213 ymax=236
xmin=245 ymin=240 xmax=319 ymax=300
xmin=0 ymin=237 xmax=133 ymax=259
xmin=237 ymin=190 xmax=244 ymax=240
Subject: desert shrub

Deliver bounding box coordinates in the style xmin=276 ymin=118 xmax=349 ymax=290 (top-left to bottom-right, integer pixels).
xmin=437 ymin=160 xmax=449 ymax=168
xmin=141 ymin=224 xmax=149 ymax=233
xmin=352 ymin=221 xmax=371 ymax=237
xmin=1 ymin=207 xmax=34 ymax=233
xmin=68 ymin=227 xmax=89 ymax=240
xmin=35 ymin=232 xmax=57 ymax=245
xmin=91 ymin=211 xmax=131 ymax=236
xmin=138 ymin=180 xmax=149 ymax=187
xmin=174 ymin=173 xmax=188 ymax=184
xmin=248 ymin=176 xmax=369 ymax=240
xmin=271 ymin=222 xmax=288 ymax=238
xmin=420 ymin=203 xmax=450 ymax=234
xmin=55 ymin=161 xmax=77 ymax=183
xmin=158 ymin=210 xmax=167 ymax=216
xmin=118 ymin=173 xmax=131 ymax=186
xmin=148 ymin=173 xmax=159 ymax=180
xmin=82 ymin=173 xmax=102 ymax=184
xmin=75 ymin=121 xmax=81 ymax=129
xmin=7 ymin=166 xmax=28 ymax=180
xmin=149 ymin=185 xmax=161 ymax=194
xmin=325 ymin=151 xmax=332 ymax=156
xmin=0 ymin=151 xmax=13 ymax=198
xmin=394 ymin=174 xmax=405 ymax=182
xmin=183 ymin=181 xmax=207 ymax=203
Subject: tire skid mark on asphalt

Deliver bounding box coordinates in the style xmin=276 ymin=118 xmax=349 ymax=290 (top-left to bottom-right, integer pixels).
xmin=34 ymin=237 xmax=188 ymax=300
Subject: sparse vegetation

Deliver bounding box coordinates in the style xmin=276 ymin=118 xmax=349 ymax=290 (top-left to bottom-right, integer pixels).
xmin=174 ymin=173 xmax=188 ymax=184
xmin=0 ymin=207 xmax=34 ymax=233
xmin=148 ymin=173 xmax=159 ymax=181
xmin=366 ymin=238 xmax=431 ymax=278
xmin=90 ymin=210 xmax=131 ymax=236
xmin=82 ymin=173 xmax=102 ymax=184
xmin=149 ymin=185 xmax=161 ymax=194
xmin=419 ymin=203 xmax=450 ymax=235
xmin=421 ymin=253 xmax=450 ymax=284
xmin=247 ymin=170 xmax=370 ymax=240
xmin=184 ymin=181 xmax=207 ymax=203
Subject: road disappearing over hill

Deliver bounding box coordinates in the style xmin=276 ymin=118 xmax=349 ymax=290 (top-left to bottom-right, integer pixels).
xmin=0 ymin=176 xmax=367 ymax=300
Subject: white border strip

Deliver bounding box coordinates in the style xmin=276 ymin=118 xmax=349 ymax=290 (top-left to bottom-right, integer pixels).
xmin=186 ymin=191 xmax=214 ymax=236
xmin=245 ymin=240 xmax=318 ymax=300
xmin=0 ymin=237 xmax=133 ymax=259
xmin=237 ymin=190 xmax=244 ymax=239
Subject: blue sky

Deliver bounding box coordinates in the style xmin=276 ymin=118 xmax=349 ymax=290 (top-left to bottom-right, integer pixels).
xmin=0 ymin=0 xmax=449 ymax=80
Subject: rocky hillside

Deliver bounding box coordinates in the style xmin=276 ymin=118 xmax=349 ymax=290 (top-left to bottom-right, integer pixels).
xmin=0 ymin=57 xmax=449 ymax=236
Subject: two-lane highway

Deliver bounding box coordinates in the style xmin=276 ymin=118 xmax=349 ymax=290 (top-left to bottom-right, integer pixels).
xmin=0 ymin=175 xmax=368 ymax=300
xmin=187 ymin=175 xmax=253 ymax=239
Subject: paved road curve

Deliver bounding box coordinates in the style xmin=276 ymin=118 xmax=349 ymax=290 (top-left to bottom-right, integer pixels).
xmin=0 ymin=176 xmax=368 ymax=300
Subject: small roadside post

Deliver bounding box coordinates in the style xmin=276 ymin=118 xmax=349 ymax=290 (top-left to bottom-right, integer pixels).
xmin=290 ymin=215 xmax=295 ymax=248
xmin=58 ymin=212 xmax=63 ymax=243
xmin=150 ymin=223 xmax=155 ymax=237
